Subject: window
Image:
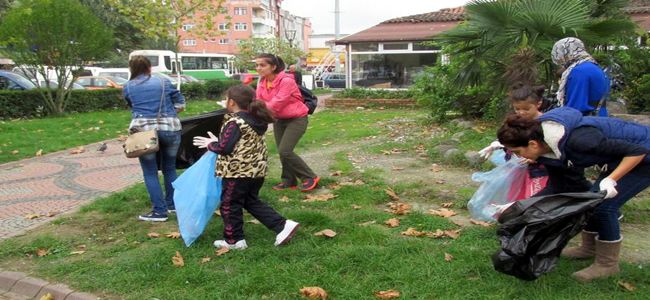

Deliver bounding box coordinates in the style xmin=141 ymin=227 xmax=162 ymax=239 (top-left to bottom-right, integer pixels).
xmin=234 ymin=7 xmax=247 ymax=15
xmin=219 ymin=39 xmax=229 ymax=45
xmin=350 ymin=53 xmax=437 ymax=88
xmin=413 ymin=43 xmax=438 ymax=51
xmin=234 ymin=23 xmax=248 ymax=31
xmin=183 ymin=39 xmax=197 ymax=46
xmin=382 ymin=43 xmax=409 ymax=51
xmin=143 ymin=56 xmax=159 ymax=66
xmin=218 ymin=23 xmax=229 ymax=30
xmin=182 ymin=24 xmax=194 ymax=31
xmin=181 ymin=56 xmax=229 ymax=70
xmin=351 ymin=43 xmax=379 ymax=52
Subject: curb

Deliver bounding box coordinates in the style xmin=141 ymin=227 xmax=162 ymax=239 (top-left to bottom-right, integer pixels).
xmin=0 ymin=271 xmax=98 ymax=300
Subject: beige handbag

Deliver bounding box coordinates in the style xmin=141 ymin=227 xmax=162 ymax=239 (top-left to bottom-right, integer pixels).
xmin=123 ymin=78 xmax=165 ymax=158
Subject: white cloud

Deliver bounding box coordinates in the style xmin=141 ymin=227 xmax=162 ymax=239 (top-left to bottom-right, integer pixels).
xmin=281 ymin=0 xmax=472 ymax=34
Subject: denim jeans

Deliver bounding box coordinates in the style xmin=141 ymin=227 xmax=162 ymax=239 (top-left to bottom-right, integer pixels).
xmin=585 ymin=167 xmax=650 ymax=241
xmin=138 ymin=130 xmax=181 ymax=214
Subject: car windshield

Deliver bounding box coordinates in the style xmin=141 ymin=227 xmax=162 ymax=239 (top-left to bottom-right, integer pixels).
xmin=107 ymin=76 xmax=127 ymax=85
xmin=6 ymin=73 xmax=36 ymax=89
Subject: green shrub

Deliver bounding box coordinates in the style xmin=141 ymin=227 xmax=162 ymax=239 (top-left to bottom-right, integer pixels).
xmin=0 ymin=88 xmax=125 ymax=119
xmin=181 ymin=82 xmax=207 ymax=100
xmin=335 ymin=88 xmax=414 ymax=99
xmin=204 ymin=79 xmax=240 ymax=99
xmin=622 ymin=73 xmax=650 ymax=113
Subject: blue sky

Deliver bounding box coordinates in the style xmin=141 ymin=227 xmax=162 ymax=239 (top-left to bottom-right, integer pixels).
xmin=281 ymin=0 xmax=472 ymax=35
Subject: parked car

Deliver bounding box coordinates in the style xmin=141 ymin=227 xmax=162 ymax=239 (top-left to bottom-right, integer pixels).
xmin=0 ymin=70 xmax=37 ymax=90
xmin=97 ymin=68 xmax=130 ymax=80
xmin=322 ymin=73 xmax=346 ymax=88
xmin=74 ymin=76 xmax=126 ymax=90
xmin=37 ymin=80 xmax=85 ymax=90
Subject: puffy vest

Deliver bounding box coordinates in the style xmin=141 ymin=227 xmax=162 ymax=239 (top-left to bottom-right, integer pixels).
xmin=216 ymin=114 xmax=268 ymax=178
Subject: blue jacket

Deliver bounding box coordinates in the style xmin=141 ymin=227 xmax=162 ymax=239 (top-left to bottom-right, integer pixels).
xmin=123 ymin=75 xmax=185 ymax=119
xmin=538 ymin=107 xmax=650 ymax=169
xmin=565 ymin=62 xmax=610 ymax=116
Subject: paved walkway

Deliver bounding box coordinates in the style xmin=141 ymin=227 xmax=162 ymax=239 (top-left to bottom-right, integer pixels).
xmin=0 ymin=139 xmax=142 ymax=239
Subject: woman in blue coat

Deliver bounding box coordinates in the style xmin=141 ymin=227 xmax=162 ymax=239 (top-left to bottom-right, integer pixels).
xmin=497 ymin=107 xmax=650 ymax=282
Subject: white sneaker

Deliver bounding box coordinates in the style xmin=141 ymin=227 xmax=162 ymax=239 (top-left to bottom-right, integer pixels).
xmin=274 ymin=220 xmax=300 ymax=246
xmin=213 ymin=239 xmax=248 ymax=250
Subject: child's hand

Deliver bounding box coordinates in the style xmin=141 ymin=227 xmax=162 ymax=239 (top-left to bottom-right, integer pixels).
xmin=193 ymin=131 xmax=218 ymax=148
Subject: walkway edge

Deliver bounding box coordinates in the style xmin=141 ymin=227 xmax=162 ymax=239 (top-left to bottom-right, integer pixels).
xmin=0 ymin=271 xmax=98 ymax=300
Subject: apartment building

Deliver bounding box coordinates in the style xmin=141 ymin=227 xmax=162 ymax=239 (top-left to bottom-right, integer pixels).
xmin=178 ymin=0 xmax=311 ymax=54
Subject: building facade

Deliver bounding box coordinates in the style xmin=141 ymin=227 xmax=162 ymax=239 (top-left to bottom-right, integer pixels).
xmin=177 ymin=0 xmax=310 ymax=54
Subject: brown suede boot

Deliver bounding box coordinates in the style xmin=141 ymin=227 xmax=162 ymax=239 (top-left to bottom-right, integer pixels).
xmin=572 ymin=238 xmax=622 ymax=283
xmin=562 ymin=231 xmax=597 ymax=259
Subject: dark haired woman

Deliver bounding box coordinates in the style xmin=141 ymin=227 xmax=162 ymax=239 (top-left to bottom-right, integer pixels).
xmin=497 ymin=106 xmax=650 ymax=282
xmin=254 ymin=53 xmax=319 ymax=192
xmin=124 ymin=55 xmax=186 ymax=222
xmin=194 ymin=85 xmax=300 ymax=249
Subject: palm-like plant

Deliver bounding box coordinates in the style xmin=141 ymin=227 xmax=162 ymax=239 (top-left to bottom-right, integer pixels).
xmin=435 ymin=0 xmax=636 ymax=90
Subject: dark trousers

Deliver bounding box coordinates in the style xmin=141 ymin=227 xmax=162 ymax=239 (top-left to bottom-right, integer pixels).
xmin=220 ymin=177 xmax=286 ymax=244
xmin=585 ymin=168 xmax=650 ymax=241
xmin=274 ymin=117 xmax=316 ymax=185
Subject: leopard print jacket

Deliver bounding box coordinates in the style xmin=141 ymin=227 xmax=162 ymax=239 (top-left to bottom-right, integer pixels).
xmin=216 ymin=114 xmax=268 ymax=178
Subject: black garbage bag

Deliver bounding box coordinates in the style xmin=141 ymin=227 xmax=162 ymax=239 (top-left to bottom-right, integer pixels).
xmin=155 ymin=109 xmax=226 ymax=170
xmin=491 ymin=192 xmax=605 ymax=281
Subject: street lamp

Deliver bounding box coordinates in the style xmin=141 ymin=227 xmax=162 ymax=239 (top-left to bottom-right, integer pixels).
xmin=285 ymin=29 xmax=296 ymax=48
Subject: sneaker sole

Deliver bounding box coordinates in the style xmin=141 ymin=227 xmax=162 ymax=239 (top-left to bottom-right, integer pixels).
xmin=300 ymin=178 xmax=320 ymax=192
xmin=138 ymin=216 xmax=168 ymax=222
xmin=277 ymin=223 xmax=300 ymax=246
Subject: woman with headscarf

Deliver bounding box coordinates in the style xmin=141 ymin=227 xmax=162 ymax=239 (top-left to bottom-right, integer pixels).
xmin=551 ymin=37 xmax=610 ymax=116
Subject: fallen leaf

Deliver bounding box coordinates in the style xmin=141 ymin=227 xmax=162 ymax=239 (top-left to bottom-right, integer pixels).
xmin=327 ymin=183 xmax=341 ymax=190
xmin=441 ymin=202 xmax=454 ymax=208
xmin=321 ymin=142 xmax=332 ymax=146
xmin=340 ymin=179 xmax=365 ymax=186
xmin=358 ymin=220 xmax=376 ymax=226
xmin=214 ymin=210 xmax=221 ymax=216
xmin=279 ymin=196 xmax=290 ymax=202
xmin=618 ymin=280 xmax=636 ymax=292
xmin=172 ymin=251 xmax=184 ymax=267
xmin=385 ymin=218 xmax=400 ymax=228
xmin=215 ymin=247 xmax=230 ymax=256
xmin=391 ymin=166 xmax=405 ymax=171
xmin=391 ymin=148 xmax=405 ymax=154
xmin=45 ymin=211 xmax=59 ymax=217
xmin=25 ymin=214 xmax=40 ymax=220
xmin=76 ymin=244 xmax=87 ymax=250
xmin=428 ymin=208 xmax=457 ymax=218
xmin=469 ymin=219 xmax=493 ymax=227
xmin=385 ymin=187 xmax=400 ymax=201
xmin=98 ymin=120 xmax=104 ymax=124
xmin=166 ymin=232 xmax=181 ymax=238
xmin=432 ymin=229 xmax=446 ymax=238
xmin=330 ymin=170 xmax=342 ymax=176
xmin=11 ymin=150 xmax=19 ymax=155
xmin=201 ymin=257 xmax=212 ymax=264
xmin=444 ymin=229 xmax=461 ymax=239
xmin=430 ymin=164 xmax=442 ymax=172
xmin=36 ymin=248 xmax=49 ymax=257
xmin=444 ymin=253 xmax=454 ymax=262
xmin=70 ymin=250 xmax=86 ymax=255
xmin=247 ymin=219 xmax=261 ymax=224
xmin=451 ymin=220 xmax=465 ymax=227
xmin=401 ymin=227 xmax=428 ymax=237
xmin=300 ymin=286 xmax=328 ymax=299
xmin=117 ymin=135 xmax=128 ymax=142
xmin=35 ymin=149 xmax=43 ymax=156
xmin=386 ymin=202 xmax=411 ymax=215
xmin=351 ymin=204 xmax=362 ymax=210
xmin=69 ymin=146 xmax=85 ymax=154
xmin=375 ymin=289 xmax=400 ymax=299
xmin=314 ymin=229 xmax=337 ymax=238
xmin=381 ymin=150 xmax=392 ymax=155
xmin=40 ymin=293 xmax=55 ymax=300
xmin=303 ymin=193 xmax=337 ymax=202
xmin=147 ymin=232 xmax=161 ymax=238
xmin=435 ymin=180 xmax=446 ymax=184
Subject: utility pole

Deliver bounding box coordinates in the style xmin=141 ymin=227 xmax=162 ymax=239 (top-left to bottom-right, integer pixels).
xmin=334 ymin=0 xmax=341 ymax=73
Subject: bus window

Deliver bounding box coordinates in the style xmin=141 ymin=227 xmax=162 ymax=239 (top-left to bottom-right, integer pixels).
xmin=143 ymin=56 xmax=159 ymax=66
xmin=164 ymin=56 xmax=172 ymax=71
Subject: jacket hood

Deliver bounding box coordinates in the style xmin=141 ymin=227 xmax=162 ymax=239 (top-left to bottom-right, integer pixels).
xmin=234 ymin=111 xmax=268 ymax=135
xmin=538 ymin=107 xmax=584 ymax=162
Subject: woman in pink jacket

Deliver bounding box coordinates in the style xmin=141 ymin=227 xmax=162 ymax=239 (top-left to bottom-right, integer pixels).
xmin=255 ymin=53 xmax=320 ymax=191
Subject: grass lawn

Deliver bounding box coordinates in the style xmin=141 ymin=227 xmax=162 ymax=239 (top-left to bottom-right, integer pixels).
xmin=0 ymin=109 xmax=648 ymax=299
xmin=0 ymin=100 xmax=221 ymax=164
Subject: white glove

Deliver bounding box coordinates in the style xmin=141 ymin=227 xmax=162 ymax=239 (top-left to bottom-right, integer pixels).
xmin=599 ymin=177 xmax=618 ymax=199
xmin=478 ymin=141 xmax=504 ymax=159
xmin=217 ymin=100 xmax=227 ymax=108
xmin=193 ymin=131 xmax=218 ymax=149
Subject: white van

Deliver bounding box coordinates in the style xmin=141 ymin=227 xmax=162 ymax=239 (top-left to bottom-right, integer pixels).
xmin=12 ymin=65 xmax=75 ymax=88
xmin=97 ymin=68 xmax=130 ymax=80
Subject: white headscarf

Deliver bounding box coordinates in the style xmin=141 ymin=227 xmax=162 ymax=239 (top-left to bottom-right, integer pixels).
xmin=551 ymin=37 xmax=596 ymax=105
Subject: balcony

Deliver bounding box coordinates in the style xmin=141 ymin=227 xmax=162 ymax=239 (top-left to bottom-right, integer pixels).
xmin=252 ymin=16 xmax=276 ymax=28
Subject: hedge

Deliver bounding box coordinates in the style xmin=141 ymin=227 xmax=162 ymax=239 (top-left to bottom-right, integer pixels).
xmin=0 ymin=88 xmax=125 ymax=119
xmin=182 ymin=79 xmax=241 ymax=101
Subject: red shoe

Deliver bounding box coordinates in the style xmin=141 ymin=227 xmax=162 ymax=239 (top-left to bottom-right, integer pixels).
xmin=273 ymin=182 xmax=297 ymax=191
xmin=300 ymin=177 xmax=320 ymax=192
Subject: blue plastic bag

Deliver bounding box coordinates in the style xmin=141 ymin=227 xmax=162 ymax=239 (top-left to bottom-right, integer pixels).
xmin=467 ymin=150 xmax=527 ymax=222
xmin=172 ymin=151 xmax=222 ymax=246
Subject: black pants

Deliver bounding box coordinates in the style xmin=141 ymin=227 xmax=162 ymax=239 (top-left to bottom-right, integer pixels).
xmin=220 ymin=178 xmax=286 ymax=244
